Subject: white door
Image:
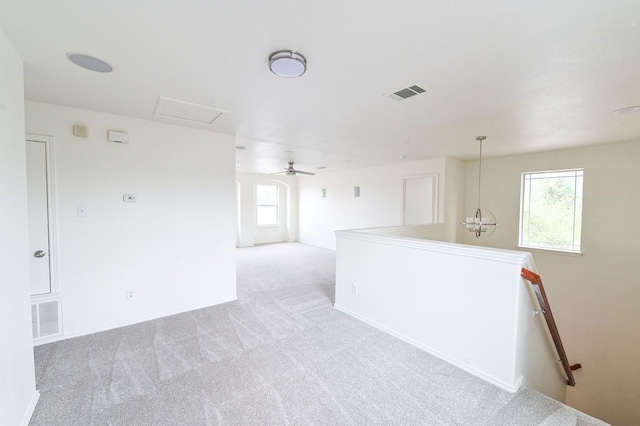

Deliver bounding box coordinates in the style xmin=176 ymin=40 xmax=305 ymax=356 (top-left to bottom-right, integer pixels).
xmin=26 ymin=140 xmax=51 ymax=295
xmin=403 ymin=175 xmax=438 ymax=225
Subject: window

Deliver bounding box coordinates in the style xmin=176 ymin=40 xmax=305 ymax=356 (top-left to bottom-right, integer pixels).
xmin=256 ymin=184 xmax=279 ymax=226
xmin=519 ymin=169 xmax=583 ymax=252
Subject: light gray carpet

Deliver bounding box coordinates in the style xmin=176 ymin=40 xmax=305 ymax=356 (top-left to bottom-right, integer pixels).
xmin=31 ymin=242 xmax=607 ymax=425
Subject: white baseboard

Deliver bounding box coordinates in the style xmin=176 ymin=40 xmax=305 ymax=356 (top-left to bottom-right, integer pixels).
xmin=34 ymin=296 xmax=238 ymax=346
xmin=20 ymin=391 xmax=40 ymax=426
xmin=333 ymin=303 xmax=521 ymax=394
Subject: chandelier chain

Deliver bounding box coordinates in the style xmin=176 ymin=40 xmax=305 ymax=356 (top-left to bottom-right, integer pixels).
xmin=476 ymin=136 xmax=486 ymax=210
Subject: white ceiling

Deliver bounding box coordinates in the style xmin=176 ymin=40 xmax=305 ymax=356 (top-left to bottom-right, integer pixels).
xmin=2 ymin=0 xmax=640 ymax=174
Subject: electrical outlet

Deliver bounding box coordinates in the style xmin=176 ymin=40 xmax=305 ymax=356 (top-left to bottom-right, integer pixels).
xmin=351 ymin=283 xmax=359 ymax=295
xmin=123 ymin=194 xmax=137 ymax=203
xmin=126 ymin=289 xmax=135 ymax=300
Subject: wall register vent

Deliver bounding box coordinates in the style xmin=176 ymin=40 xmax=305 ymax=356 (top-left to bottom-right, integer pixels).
xmin=32 ymin=298 xmax=62 ymax=340
xmin=386 ymin=84 xmax=429 ymax=102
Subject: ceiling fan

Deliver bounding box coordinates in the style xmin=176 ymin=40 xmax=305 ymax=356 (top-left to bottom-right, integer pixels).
xmin=271 ymin=161 xmax=315 ymax=176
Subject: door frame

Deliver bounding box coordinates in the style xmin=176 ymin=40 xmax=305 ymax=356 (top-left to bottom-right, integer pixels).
xmin=26 ymin=133 xmax=60 ymax=295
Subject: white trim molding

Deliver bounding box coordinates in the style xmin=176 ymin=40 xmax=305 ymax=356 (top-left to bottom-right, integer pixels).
xmin=334 ymin=304 xmax=522 ymax=393
xmin=33 ymin=295 xmax=237 ymax=346
xmin=25 ymin=133 xmax=60 ymax=294
xmin=335 ymin=225 xmax=534 ymax=265
xmin=19 ymin=391 xmax=40 ymax=426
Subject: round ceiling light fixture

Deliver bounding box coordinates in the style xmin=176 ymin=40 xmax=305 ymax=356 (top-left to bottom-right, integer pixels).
xmin=269 ymin=50 xmax=307 ymax=78
xmin=67 ymin=53 xmax=113 ymax=73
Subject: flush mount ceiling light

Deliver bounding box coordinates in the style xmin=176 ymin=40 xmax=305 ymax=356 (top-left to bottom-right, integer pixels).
xmin=614 ymin=106 xmax=640 ymax=114
xmin=461 ymin=136 xmax=497 ymax=238
xmin=269 ymin=50 xmax=307 ymax=78
xmin=67 ymin=53 xmax=113 ymax=73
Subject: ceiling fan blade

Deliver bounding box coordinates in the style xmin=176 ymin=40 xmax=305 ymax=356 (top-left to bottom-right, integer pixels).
xmin=268 ymin=161 xmax=315 ymax=176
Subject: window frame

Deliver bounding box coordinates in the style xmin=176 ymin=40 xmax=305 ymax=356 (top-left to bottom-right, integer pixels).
xmin=518 ymin=168 xmax=584 ymax=254
xmin=255 ymin=184 xmax=280 ymax=227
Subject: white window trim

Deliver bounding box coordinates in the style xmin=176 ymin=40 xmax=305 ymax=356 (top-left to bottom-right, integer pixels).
xmin=518 ymin=168 xmax=584 ymax=254
xmin=256 ymin=184 xmax=279 ymax=227
xmin=517 ymin=245 xmax=583 ymax=257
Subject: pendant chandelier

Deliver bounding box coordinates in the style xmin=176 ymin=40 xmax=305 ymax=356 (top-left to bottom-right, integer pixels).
xmin=461 ymin=136 xmax=497 ymax=238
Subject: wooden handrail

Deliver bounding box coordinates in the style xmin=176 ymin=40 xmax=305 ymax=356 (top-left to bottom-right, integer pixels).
xmin=521 ymin=268 xmax=581 ymax=386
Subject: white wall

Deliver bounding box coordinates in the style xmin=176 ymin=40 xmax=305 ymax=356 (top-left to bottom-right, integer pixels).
xmin=334 ymin=229 xmax=566 ymax=400
xmin=463 ymin=140 xmax=640 ymax=426
xmin=25 ymin=101 xmax=237 ymax=338
xmin=235 ymin=172 xmax=298 ymax=247
xmin=0 ymin=28 xmax=39 ymax=426
xmin=298 ymin=158 xmax=453 ymax=250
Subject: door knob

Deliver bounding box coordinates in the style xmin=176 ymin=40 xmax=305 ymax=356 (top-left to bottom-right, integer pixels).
xmin=34 ymin=250 xmax=46 ymax=258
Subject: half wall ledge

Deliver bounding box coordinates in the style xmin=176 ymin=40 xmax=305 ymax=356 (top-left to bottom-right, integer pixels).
xmin=334 ymin=224 xmax=567 ymax=402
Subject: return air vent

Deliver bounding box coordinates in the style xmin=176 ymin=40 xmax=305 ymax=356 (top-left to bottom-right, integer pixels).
xmin=31 ymin=298 xmax=62 ymax=340
xmin=386 ymin=84 xmax=429 ymax=102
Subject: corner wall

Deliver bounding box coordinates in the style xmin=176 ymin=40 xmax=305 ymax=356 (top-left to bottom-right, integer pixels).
xmin=25 ymin=101 xmax=237 ymax=338
xmin=463 ymin=140 xmax=640 ymax=425
xmin=444 ymin=157 xmax=466 ymax=242
xmin=0 ymin=28 xmax=38 ymax=426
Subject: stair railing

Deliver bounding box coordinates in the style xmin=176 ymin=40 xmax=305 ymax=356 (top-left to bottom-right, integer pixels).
xmin=521 ymin=268 xmax=582 ymax=386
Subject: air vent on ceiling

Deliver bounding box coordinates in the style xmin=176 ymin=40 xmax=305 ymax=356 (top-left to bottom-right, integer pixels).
xmin=386 ymin=84 xmax=429 ymax=102
xmin=154 ymin=97 xmax=226 ymax=126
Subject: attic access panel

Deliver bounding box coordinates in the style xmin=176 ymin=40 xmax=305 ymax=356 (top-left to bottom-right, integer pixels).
xmin=154 ymin=97 xmax=225 ymax=125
